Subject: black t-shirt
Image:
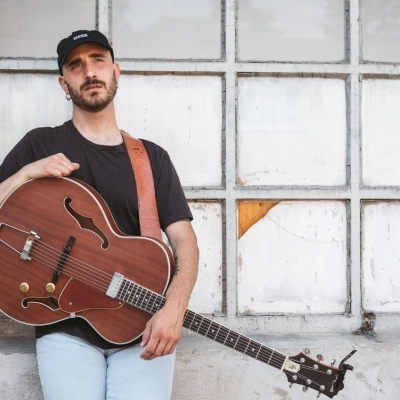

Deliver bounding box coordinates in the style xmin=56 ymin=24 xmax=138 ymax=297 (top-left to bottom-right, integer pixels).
xmin=0 ymin=120 xmax=192 ymax=349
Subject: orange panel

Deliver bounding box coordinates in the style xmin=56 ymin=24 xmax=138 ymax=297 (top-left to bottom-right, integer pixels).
xmin=238 ymin=201 xmax=279 ymax=239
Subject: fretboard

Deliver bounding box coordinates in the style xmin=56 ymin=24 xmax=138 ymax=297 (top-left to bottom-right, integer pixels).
xmin=117 ymin=277 xmax=287 ymax=370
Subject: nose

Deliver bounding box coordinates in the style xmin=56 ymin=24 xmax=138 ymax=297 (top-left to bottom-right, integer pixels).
xmin=83 ymin=62 xmax=96 ymax=80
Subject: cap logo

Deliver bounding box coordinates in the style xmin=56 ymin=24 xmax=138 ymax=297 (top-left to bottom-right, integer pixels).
xmin=73 ymin=33 xmax=88 ymax=40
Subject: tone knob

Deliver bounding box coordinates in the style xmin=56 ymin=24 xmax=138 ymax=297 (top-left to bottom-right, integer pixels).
xmin=20 ymin=283 xmax=29 ymax=292
xmin=46 ymin=283 xmax=56 ymax=293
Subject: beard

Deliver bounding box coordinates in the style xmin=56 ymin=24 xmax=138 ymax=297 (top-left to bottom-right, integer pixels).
xmin=65 ymin=71 xmax=118 ymax=113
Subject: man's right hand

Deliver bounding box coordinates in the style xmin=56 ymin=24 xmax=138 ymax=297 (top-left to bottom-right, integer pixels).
xmin=20 ymin=153 xmax=80 ymax=180
xmin=0 ymin=153 xmax=79 ymax=205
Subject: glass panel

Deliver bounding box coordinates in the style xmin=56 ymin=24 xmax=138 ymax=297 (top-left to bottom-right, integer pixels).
xmin=238 ymin=77 xmax=347 ymax=186
xmin=0 ymin=0 xmax=95 ymax=57
xmin=238 ymin=0 xmax=345 ymax=62
xmin=362 ymin=202 xmax=400 ymax=312
xmin=362 ymin=0 xmax=400 ymax=62
xmin=113 ymin=0 xmax=221 ymax=59
xmin=115 ymin=75 xmax=222 ymax=187
xmin=0 ymin=74 xmax=71 ymax=163
xmin=237 ymin=201 xmax=348 ymax=314
xmin=188 ymin=202 xmax=223 ymax=314
xmin=362 ymin=79 xmax=400 ymax=186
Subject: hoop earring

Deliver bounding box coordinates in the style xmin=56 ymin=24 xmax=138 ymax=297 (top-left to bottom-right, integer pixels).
xmin=65 ymin=93 xmax=71 ymax=101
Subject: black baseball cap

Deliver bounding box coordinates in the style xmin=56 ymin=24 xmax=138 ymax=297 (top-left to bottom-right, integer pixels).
xmin=57 ymin=30 xmax=114 ymax=75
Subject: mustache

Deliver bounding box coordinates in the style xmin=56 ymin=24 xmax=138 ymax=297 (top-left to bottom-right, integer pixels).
xmin=80 ymin=79 xmax=106 ymax=90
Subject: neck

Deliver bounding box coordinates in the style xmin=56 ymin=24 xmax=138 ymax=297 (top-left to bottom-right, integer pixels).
xmin=72 ymin=101 xmax=122 ymax=145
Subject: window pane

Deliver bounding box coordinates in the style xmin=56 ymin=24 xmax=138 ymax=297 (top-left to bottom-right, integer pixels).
xmin=115 ymin=75 xmax=222 ymax=187
xmin=113 ymin=0 xmax=221 ymax=59
xmin=0 ymin=74 xmax=71 ymax=163
xmin=238 ymin=0 xmax=345 ymax=62
xmin=0 ymin=0 xmax=95 ymax=57
xmin=237 ymin=201 xmax=348 ymax=314
xmin=362 ymin=79 xmax=400 ymax=186
xmin=238 ymin=77 xmax=347 ymax=186
xmin=362 ymin=202 xmax=400 ymax=312
xmin=362 ymin=0 xmax=400 ymax=62
xmin=188 ymin=202 xmax=223 ymax=314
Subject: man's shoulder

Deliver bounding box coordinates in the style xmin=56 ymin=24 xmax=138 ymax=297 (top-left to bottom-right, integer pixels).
xmin=26 ymin=121 xmax=71 ymax=139
xmin=140 ymin=139 xmax=169 ymax=161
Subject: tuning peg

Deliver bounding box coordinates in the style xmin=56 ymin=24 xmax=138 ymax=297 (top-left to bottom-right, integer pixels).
xmin=289 ymin=383 xmax=293 ymax=389
xmin=317 ymin=393 xmax=321 ymax=398
xmin=303 ymin=348 xmax=310 ymax=354
xmin=316 ymin=354 xmax=324 ymax=361
xmin=302 ymin=386 xmax=308 ymax=392
xmin=331 ymin=359 xmax=336 ymax=366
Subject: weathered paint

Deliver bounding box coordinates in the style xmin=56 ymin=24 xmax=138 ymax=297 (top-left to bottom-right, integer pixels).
xmin=362 ymin=79 xmax=400 ymax=186
xmin=188 ymin=202 xmax=223 ymax=314
xmin=362 ymin=201 xmax=400 ymax=312
xmin=0 ymin=73 xmax=71 ymax=161
xmin=238 ymin=201 xmax=348 ymax=314
xmin=237 ymin=77 xmax=347 ymax=186
xmin=115 ymin=74 xmax=222 ymax=187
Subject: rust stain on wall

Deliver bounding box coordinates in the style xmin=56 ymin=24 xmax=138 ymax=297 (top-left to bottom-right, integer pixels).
xmin=238 ymin=201 xmax=280 ymax=239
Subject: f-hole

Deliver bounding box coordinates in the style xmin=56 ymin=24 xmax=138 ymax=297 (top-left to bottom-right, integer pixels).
xmin=64 ymin=198 xmax=109 ymax=249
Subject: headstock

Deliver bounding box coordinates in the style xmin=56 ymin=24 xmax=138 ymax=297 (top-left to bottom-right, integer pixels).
xmin=282 ymin=350 xmax=356 ymax=398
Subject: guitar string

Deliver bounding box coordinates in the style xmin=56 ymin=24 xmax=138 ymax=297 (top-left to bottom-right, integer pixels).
xmin=29 ymin=243 xmax=291 ymax=371
xmin=32 ymin=241 xmax=115 ymax=285
xmin=117 ymin=281 xmax=289 ymax=367
xmin=119 ymin=282 xmax=296 ymax=371
xmin=121 ymin=281 xmax=334 ymax=381
xmin=27 ymin=240 xmax=330 ymax=378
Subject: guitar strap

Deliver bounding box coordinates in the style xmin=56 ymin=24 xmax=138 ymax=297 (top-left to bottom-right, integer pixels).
xmin=121 ymin=131 xmax=162 ymax=241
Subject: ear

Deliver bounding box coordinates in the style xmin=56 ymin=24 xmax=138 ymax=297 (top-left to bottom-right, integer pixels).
xmin=113 ymin=62 xmax=121 ymax=83
xmin=58 ymin=76 xmax=69 ymax=94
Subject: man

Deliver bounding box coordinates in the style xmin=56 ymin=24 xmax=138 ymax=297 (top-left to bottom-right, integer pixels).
xmin=0 ymin=30 xmax=199 ymax=399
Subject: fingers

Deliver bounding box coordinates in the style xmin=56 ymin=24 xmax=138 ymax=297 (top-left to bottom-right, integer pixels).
xmin=140 ymin=335 xmax=178 ymax=361
xmin=22 ymin=153 xmax=79 ymax=180
xmin=140 ymin=313 xmax=181 ymax=361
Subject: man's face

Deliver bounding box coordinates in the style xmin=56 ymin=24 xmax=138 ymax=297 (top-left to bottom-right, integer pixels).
xmin=59 ymin=42 xmax=120 ymax=113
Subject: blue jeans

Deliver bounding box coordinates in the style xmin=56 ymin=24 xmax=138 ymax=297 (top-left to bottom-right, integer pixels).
xmin=36 ymin=333 xmax=175 ymax=400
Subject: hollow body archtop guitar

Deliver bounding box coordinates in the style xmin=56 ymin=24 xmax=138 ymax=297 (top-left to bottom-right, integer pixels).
xmin=0 ymin=177 xmax=355 ymax=398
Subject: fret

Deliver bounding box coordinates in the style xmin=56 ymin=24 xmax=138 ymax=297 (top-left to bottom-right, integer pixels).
xmin=188 ymin=314 xmax=204 ymax=333
xmin=183 ymin=310 xmax=196 ymax=329
xmin=125 ymin=282 xmax=136 ymax=304
xmin=199 ymin=317 xmax=213 ymax=337
xmin=117 ymin=279 xmax=128 ymax=301
xmin=224 ymin=331 xmax=240 ymax=349
xmin=244 ymin=340 xmax=262 ymax=359
xmin=214 ymin=325 xmax=229 ymax=344
xmin=205 ymin=321 xmax=221 ymax=341
xmin=237 ymin=336 xmax=251 ymax=355
xmin=115 ymin=279 xmax=288 ymax=372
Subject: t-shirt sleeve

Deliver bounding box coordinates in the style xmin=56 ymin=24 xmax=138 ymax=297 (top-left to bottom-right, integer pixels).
xmin=0 ymin=134 xmax=35 ymax=183
xmin=155 ymin=151 xmax=193 ymax=231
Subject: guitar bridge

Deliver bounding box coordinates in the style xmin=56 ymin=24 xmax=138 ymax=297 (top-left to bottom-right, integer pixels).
xmin=20 ymin=231 xmax=40 ymax=261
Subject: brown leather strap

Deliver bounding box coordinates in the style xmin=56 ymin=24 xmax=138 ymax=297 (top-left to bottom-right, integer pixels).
xmin=121 ymin=131 xmax=162 ymax=241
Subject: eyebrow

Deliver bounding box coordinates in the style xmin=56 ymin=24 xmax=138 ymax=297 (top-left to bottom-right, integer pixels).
xmin=67 ymin=53 xmax=107 ymax=68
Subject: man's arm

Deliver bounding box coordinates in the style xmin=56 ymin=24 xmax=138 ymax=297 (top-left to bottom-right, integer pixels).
xmin=140 ymin=220 xmax=199 ymax=360
xmin=0 ymin=153 xmax=79 ymax=205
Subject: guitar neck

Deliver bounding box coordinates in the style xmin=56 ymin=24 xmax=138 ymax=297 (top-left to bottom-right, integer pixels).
xmin=112 ymin=275 xmax=287 ymax=371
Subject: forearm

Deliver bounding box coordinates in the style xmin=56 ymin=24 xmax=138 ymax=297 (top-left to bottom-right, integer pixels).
xmin=140 ymin=220 xmax=199 ymax=359
xmin=0 ymin=154 xmax=79 ymax=206
xmin=0 ymin=169 xmax=29 ymax=205
xmin=164 ymin=223 xmax=199 ymax=313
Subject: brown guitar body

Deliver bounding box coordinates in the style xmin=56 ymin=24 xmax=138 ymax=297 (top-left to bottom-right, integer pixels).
xmin=0 ymin=177 xmax=173 ymax=345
